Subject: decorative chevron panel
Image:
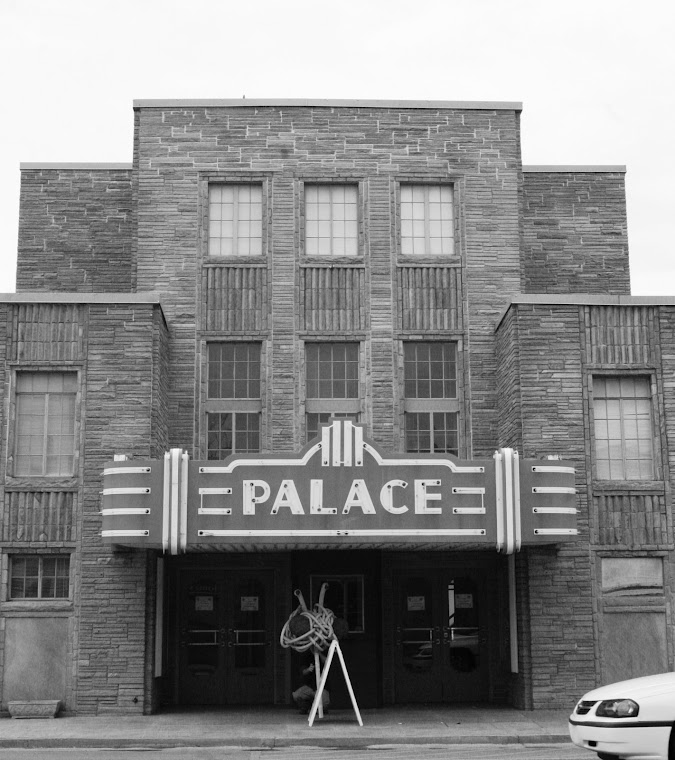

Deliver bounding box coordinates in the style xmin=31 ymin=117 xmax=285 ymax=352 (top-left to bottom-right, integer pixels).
xmin=3 ymin=490 xmax=77 ymax=542
xmin=301 ymin=266 xmax=366 ymax=331
xmin=397 ymin=266 xmax=462 ymax=332
xmin=204 ymin=266 xmax=268 ymax=332
xmin=8 ymin=303 xmax=85 ymax=361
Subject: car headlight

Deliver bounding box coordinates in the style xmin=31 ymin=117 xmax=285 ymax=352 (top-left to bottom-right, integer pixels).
xmin=595 ymin=699 xmax=639 ymax=718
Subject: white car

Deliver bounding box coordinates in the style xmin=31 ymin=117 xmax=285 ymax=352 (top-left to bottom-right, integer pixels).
xmin=569 ymin=672 xmax=675 ymax=760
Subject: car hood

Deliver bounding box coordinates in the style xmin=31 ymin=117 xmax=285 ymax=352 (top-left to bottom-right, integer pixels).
xmin=580 ymin=672 xmax=675 ymax=702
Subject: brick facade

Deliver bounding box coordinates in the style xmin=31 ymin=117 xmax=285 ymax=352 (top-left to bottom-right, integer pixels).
xmin=1 ymin=99 xmax=672 ymax=715
xmin=17 ymin=167 xmax=134 ymax=294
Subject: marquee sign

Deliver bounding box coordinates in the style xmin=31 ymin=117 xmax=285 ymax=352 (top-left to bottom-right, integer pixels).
xmin=101 ymin=420 xmax=577 ymax=554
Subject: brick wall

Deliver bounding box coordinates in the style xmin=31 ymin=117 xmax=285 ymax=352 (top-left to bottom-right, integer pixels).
xmin=497 ymin=303 xmax=595 ymax=707
xmin=495 ymin=305 xmax=522 ymax=450
xmin=498 ymin=300 xmax=675 ymax=706
xmin=521 ymin=170 xmax=630 ymax=295
xmin=132 ymin=104 xmax=524 ymax=455
xmin=17 ymin=168 xmax=134 ymax=293
xmin=77 ymin=303 xmax=166 ymax=714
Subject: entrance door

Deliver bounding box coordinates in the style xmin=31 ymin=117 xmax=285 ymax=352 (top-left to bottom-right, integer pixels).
xmin=177 ymin=569 xmax=275 ymax=705
xmin=394 ymin=569 xmax=488 ymax=702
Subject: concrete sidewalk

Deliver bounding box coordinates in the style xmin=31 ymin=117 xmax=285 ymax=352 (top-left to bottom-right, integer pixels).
xmin=0 ymin=705 xmax=573 ymax=749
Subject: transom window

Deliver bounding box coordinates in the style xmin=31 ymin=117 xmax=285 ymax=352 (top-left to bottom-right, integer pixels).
xmin=310 ymin=575 xmax=365 ymax=634
xmin=400 ymin=184 xmax=455 ymax=256
xmin=593 ymin=376 xmax=655 ymax=480
xmin=305 ymin=343 xmax=360 ymax=442
xmin=208 ymin=184 xmax=263 ymax=256
xmin=305 ymin=184 xmax=358 ymax=256
xmin=206 ymin=343 xmax=261 ymax=459
xmin=403 ymin=342 xmax=459 ymax=455
xmin=14 ymin=372 xmax=77 ymax=476
xmin=10 ymin=555 xmax=70 ymax=599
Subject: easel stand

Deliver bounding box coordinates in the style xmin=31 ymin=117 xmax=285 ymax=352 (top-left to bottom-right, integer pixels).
xmin=308 ymin=639 xmax=363 ymax=727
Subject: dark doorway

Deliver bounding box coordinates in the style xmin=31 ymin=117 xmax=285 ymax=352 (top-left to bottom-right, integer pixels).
xmin=175 ymin=567 xmax=275 ymax=705
xmin=393 ymin=566 xmax=490 ymax=702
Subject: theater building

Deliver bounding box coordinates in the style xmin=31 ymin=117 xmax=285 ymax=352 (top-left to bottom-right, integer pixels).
xmin=1 ymin=99 xmax=674 ymax=716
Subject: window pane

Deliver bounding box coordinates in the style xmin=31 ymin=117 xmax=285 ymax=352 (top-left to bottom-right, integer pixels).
xmin=208 ymin=343 xmax=260 ymax=399
xmin=400 ymin=184 xmax=454 ymax=256
xmin=207 ymin=413 xmax=233 ymax=459
xmin=306 ymin=343 xmax=359 ymax=399
xmin=432 ymin=412 xmax=459 ymax=455
xmin=405 ymin=412 xmax=430 ymax=453
xmin=593 ymin=376 xmax=654 ymax=480
xmin=10 ymin=555 xmax=69 ymax=599
xmin=207 ymin=412 xmax=260 ymax=459
xmin=404 ymin=343 xmax=457 ymax=399
xmin=405 ymin=411 xmax=458 ymax=456
xmin=305 ymin=185 xmax=358 ymax=256
xmin=208 ymin=185 xmax=263 ymax=256
xmin=234 ymin=413 xmax=261 ymax=454
xmin=15 ymin=373 xmax=76 ymax=476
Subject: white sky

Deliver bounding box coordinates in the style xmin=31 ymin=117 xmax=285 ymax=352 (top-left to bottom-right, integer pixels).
xmin=0 ymin=0 xmax=673 ymax=295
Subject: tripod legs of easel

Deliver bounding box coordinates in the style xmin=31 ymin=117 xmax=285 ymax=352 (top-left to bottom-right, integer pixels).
xmin=313 ymin=649 xmax=323 ymax=719
xmin=308 ymin=639 xmax=363 ymax=727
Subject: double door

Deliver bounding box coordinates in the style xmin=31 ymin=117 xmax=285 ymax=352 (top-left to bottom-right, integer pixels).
xmin=177 ymin=569 xmax=274 ymax=705
xmin=394 ymin=569 xmax=489 ymax=702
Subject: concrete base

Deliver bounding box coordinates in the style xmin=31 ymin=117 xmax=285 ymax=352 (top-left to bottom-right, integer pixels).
xmin=8 ymin=700 xmax=61 ymax=719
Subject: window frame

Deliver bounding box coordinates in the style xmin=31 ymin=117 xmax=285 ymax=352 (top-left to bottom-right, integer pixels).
xmin=204 ymin=342 xmax=263 ymax=459
xmin=397 ymin=181 xmax=457 ymax=259
xmin=8 ymin=553 xmax=72 ymax=601
xmin=590 ymin=373 xmax=659 ymax=482
xmin=206 ymin=181 xmax=266 ymax=259
xmin=401 ymin=341 xmax=460 ymax=456
xmin=9 ymin=369 xmax=80 ymax=481
xmin=300 ymin=180 xmax=363 ymax=261
xmin=304 ymin=341 xmax=362 ymax=442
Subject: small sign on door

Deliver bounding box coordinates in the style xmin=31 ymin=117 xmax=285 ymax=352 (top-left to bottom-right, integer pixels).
xmin=195 ymin=595 xmax=214 ymax=612
xmin=455 ymin=593 xmax=474 ymax=609
xmin=407 ymin=595 xmax=426 ymax=611
xmin=241 ymin=596 xmax=259 ymax=611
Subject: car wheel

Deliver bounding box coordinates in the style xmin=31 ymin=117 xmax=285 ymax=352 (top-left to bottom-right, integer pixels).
xmin=669 ymin=722 xmax=675 ymax=760
xmin=597 ymin=754 xmax=619 ymax=760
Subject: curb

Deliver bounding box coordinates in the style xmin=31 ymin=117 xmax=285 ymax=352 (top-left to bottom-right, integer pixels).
xmin=0 ymin=733 xmax=572 ymax=750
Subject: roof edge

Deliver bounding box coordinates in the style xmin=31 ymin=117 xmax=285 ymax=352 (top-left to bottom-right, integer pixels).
xmin=496 ymin=294 xmax=675 ymax=330
xmin=20 ymin=163 xmax=133 ymax=170
xmin=0 ymin=292 xmax=161 ymax=304
xmin=523 ymin=165 xmax=626 ymax=173
xmin=133 ymin=98 xmax=523 ymax=111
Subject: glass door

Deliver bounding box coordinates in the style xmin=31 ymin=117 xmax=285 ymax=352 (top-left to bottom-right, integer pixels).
xmin=394 ymin=569 xmax=488 ymax=702
xmin=177 ymin=569 xmax=274 ymax=705
xmin=227 ymin=572 xmax=274 ymax=704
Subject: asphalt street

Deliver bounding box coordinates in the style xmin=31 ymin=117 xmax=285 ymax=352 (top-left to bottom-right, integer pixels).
xmin=0 ymin=743 xmax=590 ymax=760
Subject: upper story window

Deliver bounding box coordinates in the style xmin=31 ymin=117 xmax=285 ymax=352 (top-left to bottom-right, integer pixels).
xmin=208 ymin=184 xmax=263 ymax=256
xmin=206 ymin=343 xmax=261 ymax=459
xmin=305 ymin=342 xmax=360 ymax=441
xmin=14 ymin=372 xmax=77 ymax=477
xmin=305 ymin=184 xmax=358 ymax=256
xmin=593 ymin=376 xmax=655 ymax=480
xmin=10 ymin=555 xmax=70 ymax=600
xmin=400 ymin=184 xmax=455 ymax=256
xmin=403 ymin=342 xmax=458 ymax=455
